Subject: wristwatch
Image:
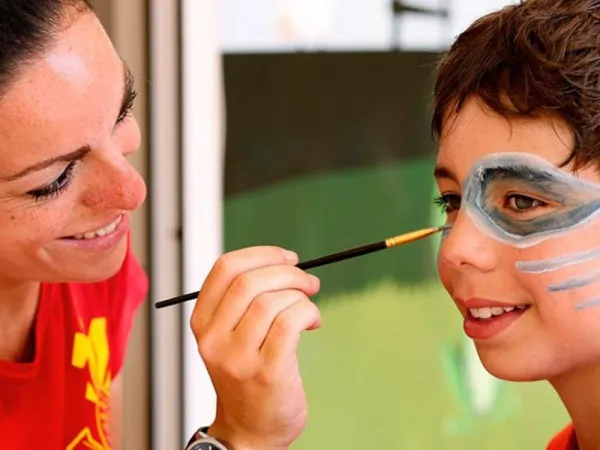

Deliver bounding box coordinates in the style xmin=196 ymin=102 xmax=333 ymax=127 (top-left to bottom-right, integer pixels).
xmin=185 ymin=428 xmax=229 ymax=450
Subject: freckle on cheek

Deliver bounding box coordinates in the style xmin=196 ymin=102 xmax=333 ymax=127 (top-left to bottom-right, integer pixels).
xmin=86 ymin=175 xmax=147 ymax=210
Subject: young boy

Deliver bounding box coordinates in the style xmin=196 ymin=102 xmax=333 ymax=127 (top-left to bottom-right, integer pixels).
xmin=187 ymin=1 xmax=600 ymax=449
xmin=432 ymin=1 xmax=600 ymax=448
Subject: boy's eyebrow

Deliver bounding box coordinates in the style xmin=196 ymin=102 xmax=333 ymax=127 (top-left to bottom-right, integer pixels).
xmin=433 ymin=164 xmax=458 ymax=182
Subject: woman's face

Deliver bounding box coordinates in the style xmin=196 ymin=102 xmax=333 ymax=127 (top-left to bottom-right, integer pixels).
xmin=0 ymin=11 xmax=146 ymax=284
xmin=436 ymin=97 xmax=600 ymax=382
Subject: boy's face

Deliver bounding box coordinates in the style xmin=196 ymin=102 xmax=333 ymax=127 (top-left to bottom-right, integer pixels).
xmin=436 ymin=97 xmax=600 ymax=382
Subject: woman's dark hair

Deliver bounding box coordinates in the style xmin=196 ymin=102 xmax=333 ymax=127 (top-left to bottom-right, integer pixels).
xmin=433 ymin=0 xmax=600 ymax=169
xmin=0 ymin=0 xmax=92 ymax=96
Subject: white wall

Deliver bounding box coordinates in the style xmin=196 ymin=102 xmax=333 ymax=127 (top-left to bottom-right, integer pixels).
xmin=181 ymin=0 xmax=224 ymax=440
xmin=219 ymin=0 xmax=520 ymax=52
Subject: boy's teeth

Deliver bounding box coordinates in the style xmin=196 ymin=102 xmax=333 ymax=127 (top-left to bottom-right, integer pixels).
xmin=72 ymin=216 xmax=122 ymax=240
xmin=469 ymin=305 xmax=526 ymax=319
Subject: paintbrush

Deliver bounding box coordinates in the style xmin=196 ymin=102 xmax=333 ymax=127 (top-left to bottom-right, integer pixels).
xmin=154 ymin=224 xmax=448 ymax=309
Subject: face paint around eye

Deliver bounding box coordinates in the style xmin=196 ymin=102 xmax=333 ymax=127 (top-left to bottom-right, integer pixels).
xmin=441 ymin=225 xmax=452 ymax=242
xmin=462 ymin=152 xmax=600 ymax=248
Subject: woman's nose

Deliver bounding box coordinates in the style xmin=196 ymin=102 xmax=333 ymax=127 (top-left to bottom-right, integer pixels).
xmin=81 ymin=154 xmax=147 ymax=211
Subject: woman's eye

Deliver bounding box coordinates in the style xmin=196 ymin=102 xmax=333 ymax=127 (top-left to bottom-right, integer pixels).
xmin=434 ymin=194 xmax=461 ymax=213
xmin=505 ymin=194 xmax=545 ymax=212
xmin=27 ymin=160 xmax=78 ymax=201
xmin=116 ymin=89 xmax=137 ymax=124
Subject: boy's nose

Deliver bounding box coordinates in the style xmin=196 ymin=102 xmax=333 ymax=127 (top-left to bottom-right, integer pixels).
xmin=439 ymin=211 xmax=500 ymax=272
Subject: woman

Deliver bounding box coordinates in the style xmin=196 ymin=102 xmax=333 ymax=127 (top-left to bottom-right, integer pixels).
xmin=0 ymin=1 xmax=148 ymax=448
xmin=0 ymin=1 xmax=316 ymax=448
xmin=189 ymin=1 xmax=600 ymax=450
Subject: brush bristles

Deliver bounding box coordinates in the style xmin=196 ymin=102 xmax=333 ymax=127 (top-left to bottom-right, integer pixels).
xmin=384 ymin=226 xmax=444 ymax=248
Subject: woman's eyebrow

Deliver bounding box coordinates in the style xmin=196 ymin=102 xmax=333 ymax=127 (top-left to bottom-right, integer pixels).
xmin=0 ymin=146 xmax=91 ymax=181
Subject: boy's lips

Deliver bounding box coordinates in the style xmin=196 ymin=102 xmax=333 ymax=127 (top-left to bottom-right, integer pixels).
xmin=457 ymin=297 xmax=531 ymax=309
xmin=455 ymin=297 xmax=532 ymax=340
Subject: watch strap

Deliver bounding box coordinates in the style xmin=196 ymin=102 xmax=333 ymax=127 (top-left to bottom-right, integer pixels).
xmin=185 ymin=427 xmax=229 ymax=450
xmin=185 ymin=427 xmax=209 ymax=448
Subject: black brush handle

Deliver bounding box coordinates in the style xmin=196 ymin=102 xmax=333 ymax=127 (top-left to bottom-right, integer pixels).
xmin=155 ymin=240 xmax=386 ymax=309
xmin=156 ymin=291 xmax=199 ymax=308
xmin=296 ymin=240 xmax=386 ymax=269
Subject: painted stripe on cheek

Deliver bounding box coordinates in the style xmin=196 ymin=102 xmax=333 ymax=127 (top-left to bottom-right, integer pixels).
xmin=515 ymin=245 xmax=600 ymax=274
xmin=575 ymin=296 xmax=600 ymax=310
xmin=546 ymin=268 xmax=600 ymax=292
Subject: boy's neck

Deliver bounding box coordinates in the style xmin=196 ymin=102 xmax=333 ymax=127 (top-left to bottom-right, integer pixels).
xmin=551 ymin=364 xmax=600 ymax=450
xmin=0 ymin=281 xmax=41 ymax=363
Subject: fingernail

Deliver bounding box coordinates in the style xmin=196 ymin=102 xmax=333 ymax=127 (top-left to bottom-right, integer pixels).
xmin=282 ymin=249 xmax=298 ymax=262
xmin=309 ymin=274 xmax=320 ymax=289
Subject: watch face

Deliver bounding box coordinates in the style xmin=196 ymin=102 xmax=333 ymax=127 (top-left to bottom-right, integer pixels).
xmin=189 ymin=442 xmax=223 ymax=450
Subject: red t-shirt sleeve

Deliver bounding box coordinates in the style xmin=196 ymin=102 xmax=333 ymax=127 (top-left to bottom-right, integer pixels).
xmin=547 ymin=424 xmax=576 ymax=450
xmin=108 ymin=242 xmax=149 ymax=377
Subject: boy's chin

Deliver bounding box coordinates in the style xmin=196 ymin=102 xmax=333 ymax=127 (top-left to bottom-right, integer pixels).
xmin=476 ymin=346 xmax=555 ymax=382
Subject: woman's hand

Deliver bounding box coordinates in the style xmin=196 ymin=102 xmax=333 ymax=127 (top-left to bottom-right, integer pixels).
xmin=190 ymin=246 xmax=322 ymax=450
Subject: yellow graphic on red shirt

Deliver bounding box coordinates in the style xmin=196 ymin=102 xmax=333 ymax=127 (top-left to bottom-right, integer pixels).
xmin=67 ymin=317 xmax=112 ymax=450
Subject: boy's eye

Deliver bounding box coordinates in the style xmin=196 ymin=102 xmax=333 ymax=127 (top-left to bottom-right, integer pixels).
xmin=434 ymin=194 xmax=461 ymax=213
xmin=504 ymin=194 xmax=546 ymax=213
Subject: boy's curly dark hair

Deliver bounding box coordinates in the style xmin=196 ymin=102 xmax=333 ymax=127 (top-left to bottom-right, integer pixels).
xmin=432 ymin=0 xmax=600 ymax=169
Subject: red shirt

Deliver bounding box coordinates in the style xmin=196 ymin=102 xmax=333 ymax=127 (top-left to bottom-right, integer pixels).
xmin=0 ymin=241 xmax=148 ymax=449
xmin=548 ymin=424 xmax=577 ymax=450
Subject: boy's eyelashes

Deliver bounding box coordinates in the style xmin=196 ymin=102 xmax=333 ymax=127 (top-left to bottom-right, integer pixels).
xmin=503 ymin=193 xmax=548 ymax=214
xmin=434 ymin=193 xmax=461 ymax=213
xmin=433 ymin=192 xmax=549 ymax=216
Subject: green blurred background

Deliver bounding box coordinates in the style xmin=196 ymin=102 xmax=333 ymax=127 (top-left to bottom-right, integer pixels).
xmin=223 ymin=51 xmax=568 ymax=449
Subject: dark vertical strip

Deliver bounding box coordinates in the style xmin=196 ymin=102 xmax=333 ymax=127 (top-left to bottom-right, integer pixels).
xmin=145 ymin=0 xmax=156 ymax=447
xmin=176 ymin=0 xmax=185 ymax=446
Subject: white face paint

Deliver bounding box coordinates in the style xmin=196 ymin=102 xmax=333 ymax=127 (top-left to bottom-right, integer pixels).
xmin=453 ymin=152 xmax=600 ymax=310
xmin=461 ymin=152 xmax=600 ymax=248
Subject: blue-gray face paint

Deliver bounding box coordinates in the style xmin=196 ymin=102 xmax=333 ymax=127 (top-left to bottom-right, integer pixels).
xmin=463 ymin=153 xmax=600 ymax=249
xmin=459 ymin=152 xmax=600 ymax=310
xmin=441 ymin=225 xmax=452 ymax=242
xmin=515 ymin=245 xmax=600 ymax=274
xmin=547 ymin=268 xmax=600 ymax=292
xmin=575 ymin=296 xmax=600 ymax=310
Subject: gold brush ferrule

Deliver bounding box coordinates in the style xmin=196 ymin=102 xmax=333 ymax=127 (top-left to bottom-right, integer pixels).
xmin=385 ymin=227 xmax=440 ymax=248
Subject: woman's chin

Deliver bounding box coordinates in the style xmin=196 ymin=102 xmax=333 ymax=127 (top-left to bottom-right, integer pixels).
xmin=49 ymin=238 xmax=128 ymax=283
